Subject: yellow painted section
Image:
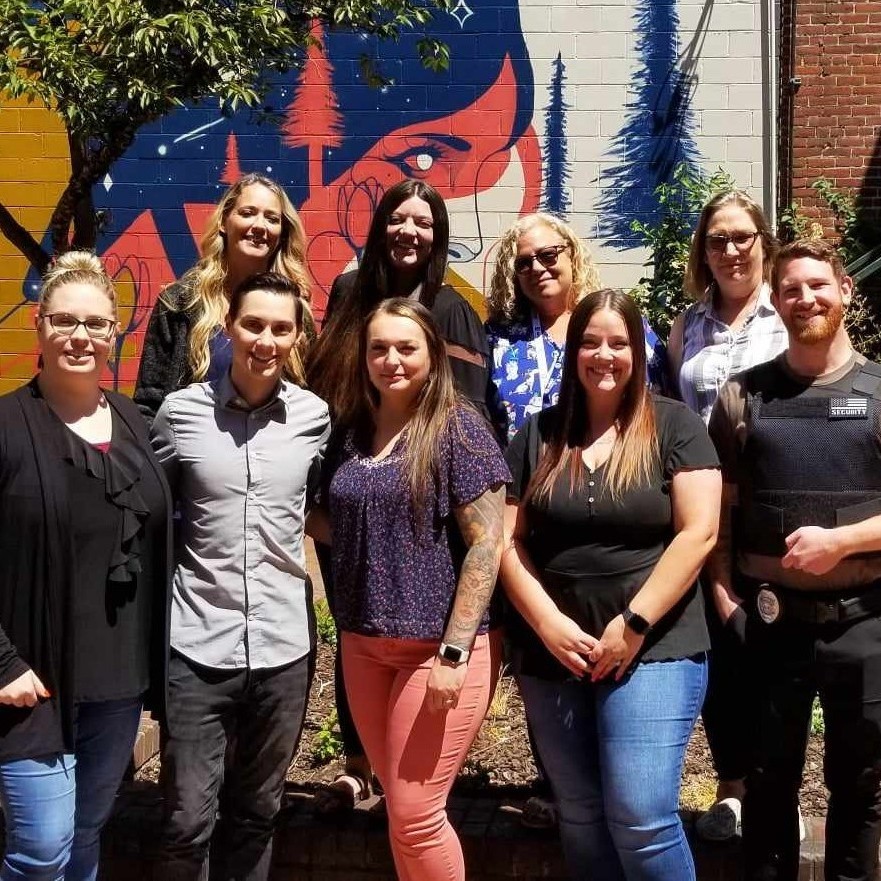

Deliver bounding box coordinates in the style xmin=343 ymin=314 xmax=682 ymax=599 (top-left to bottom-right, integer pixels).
xmin=0 ymin=98 xmax=68 ymax=390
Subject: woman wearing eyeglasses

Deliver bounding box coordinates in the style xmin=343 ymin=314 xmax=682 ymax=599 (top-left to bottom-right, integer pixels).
xmin=667 ymin=191 xmax=787 ymax=842
xmin=0 ymin=251 xmax=171 ymax=880
xmin=485 ymin=214 xmax=603 ymax=446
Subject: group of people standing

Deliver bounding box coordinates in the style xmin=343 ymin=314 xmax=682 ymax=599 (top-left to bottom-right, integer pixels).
xmin=0 ymin=170 xmax=878 ymax=881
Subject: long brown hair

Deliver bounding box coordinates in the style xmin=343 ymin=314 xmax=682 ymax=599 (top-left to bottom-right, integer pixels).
xmin=350 ymin=298 xmax=460 ymax=510
xmin=306 ymin=180 xmax=450 ymax=419
xmin=526 ymin=289 xmax=659 ymax=504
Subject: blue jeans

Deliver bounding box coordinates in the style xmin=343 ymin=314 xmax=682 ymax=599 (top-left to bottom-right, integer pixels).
xmin=0 ymin=696 xmax=142 ymax=881
xmin=519 ymin=656 xmax=707 ymax=881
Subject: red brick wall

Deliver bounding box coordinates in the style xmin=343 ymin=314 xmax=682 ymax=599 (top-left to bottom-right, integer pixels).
xmin=781 ymin=0 xmax=881 ymax=225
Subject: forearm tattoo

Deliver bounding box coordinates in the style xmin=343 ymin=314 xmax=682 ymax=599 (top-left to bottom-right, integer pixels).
xmin=444 ymin=484 xmax=506 ymax=649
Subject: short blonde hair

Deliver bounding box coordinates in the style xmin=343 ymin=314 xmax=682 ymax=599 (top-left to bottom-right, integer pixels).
xmin=486 ymin=213 xmax=601 ymax=324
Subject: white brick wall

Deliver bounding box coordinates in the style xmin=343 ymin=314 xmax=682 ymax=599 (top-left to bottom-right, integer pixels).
xmin=485 ymin=0 xmax=771 ymax=293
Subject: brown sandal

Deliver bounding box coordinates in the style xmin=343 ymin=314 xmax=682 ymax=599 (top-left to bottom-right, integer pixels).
xmin=314 ymin=773 xmax=372 ymax=816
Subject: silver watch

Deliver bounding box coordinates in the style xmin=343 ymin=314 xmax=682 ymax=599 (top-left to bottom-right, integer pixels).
xmin=438 ymin=642 xmax=470 ymax=664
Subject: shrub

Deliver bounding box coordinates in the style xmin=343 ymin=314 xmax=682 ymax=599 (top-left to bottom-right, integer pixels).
xmin=628 ymin=164 xmax=735 ymax=340
xmin=314 ymin=597 xmax=337 ymax=648
xmin=311 ymin=710 xmax=344 ymax=764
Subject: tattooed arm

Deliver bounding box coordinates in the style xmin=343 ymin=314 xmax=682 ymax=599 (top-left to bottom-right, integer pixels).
xmin=425 ymin=483 xmax=505 ymax=713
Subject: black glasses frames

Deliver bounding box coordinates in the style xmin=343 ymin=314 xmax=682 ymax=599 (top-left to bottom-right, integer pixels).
xmin=705 ymin=231 xmax=760 ymax=253
xmin=39 ymin=312 xmax=117 ymax=340
xmin=514 ymin=244 xmax=570 ymax=275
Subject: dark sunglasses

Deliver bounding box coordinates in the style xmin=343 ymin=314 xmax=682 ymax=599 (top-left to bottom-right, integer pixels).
xmin=705 ymin=231 xmax=760 ymax=253
xmin=514 ymin=244 xmax=569 ymax=275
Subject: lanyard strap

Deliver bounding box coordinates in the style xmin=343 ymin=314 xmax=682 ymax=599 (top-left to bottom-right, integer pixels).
xmin=531 ymin=311 xmax=563 ymax=403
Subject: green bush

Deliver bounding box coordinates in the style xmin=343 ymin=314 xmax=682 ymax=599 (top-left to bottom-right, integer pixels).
xmin=311 ymin=710 xmax=344 ymax=764
xmin=630 ymin=166 xmax=881 ymax=360
xmin=780 ymin=178 xmax=881 ymax=362
xmin=628 ymin=164 xmax=735 ymax=340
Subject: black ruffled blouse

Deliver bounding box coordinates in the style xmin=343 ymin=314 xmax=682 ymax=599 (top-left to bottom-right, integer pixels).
xmin=63 ymin=410 xmax=166 ymax=702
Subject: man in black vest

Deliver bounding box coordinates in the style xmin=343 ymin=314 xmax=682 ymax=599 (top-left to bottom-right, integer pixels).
xmin=708 ymin=238 xmax=881 ymax=881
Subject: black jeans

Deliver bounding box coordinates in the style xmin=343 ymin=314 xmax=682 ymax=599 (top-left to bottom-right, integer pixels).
xmin=743 ymin=610 xmax=881 ymax=881
xmin=157 ymin=651 xmax=312 ymax=881
xmin=702 ymin=598 xmax=752 ymax=782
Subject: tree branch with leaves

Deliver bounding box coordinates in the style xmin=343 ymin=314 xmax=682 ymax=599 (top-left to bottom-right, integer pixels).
xmin=0 ymin=0 xmax=451 ymax=274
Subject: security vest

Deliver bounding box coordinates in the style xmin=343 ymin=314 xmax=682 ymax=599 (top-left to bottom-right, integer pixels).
xmin=737 ymin=357 xmax=881 ymax=559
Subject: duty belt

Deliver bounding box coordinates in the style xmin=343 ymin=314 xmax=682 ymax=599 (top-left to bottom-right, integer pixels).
xmin=751 ymin=581 xmax=881 ymax=625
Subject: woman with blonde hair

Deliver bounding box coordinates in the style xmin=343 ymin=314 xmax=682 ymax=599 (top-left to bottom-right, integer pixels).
xmin=667 ymin=190 xmax=787 ymax=842
xmin=502 ymin=289 xmax=721 ymax=880
xmin=486 ymin=213 xmax=668 ymax=446
xmin=134 ymin=173 xmax=309 ymax=423
xmin=0 ymin=252 xmax=171 ymax=879
xmin=309 ymin=299 xmax=508 ymax=880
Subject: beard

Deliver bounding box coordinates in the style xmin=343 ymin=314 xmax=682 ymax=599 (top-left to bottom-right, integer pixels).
xmin=788 ymin=302 xmax=844 ymax=344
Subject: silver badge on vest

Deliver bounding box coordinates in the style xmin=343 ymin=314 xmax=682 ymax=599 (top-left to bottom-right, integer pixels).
xmin=829 ymin=398 xmax=869 ymax=419
xmin=757 ymin=585 xmax=781 ymax=624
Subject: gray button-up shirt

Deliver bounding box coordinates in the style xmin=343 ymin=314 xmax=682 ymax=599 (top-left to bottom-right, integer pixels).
xmin=151 ymin=374 xmax=330 ymax=670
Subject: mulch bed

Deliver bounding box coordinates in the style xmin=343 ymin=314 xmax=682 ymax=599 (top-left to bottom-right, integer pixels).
xmin=289 ymin=641 xmax=830 ymax=816
xmin=137 ymin=639 xmax=828 ymax=816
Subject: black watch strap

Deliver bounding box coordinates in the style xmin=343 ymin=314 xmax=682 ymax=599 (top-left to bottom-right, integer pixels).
xmin=622 ymin=606 xmax=651 ymax=635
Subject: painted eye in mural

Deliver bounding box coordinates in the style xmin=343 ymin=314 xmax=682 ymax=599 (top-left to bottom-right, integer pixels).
xmin=385 ymin=135 xmax=470 ymax=179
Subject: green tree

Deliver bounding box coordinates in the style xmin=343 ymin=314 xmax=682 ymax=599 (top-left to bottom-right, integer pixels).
xmin=0 ymin=0 xmax=450 ymax=273
xmin=628 ymin=163 xmax=735 ymax=340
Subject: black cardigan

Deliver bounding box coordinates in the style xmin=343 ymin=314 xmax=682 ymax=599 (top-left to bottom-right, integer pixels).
xmin=133 ymin=281 xmax=194 ymax=428
xmin=326 ymin=270 xmax=491 ymax=420
xmin=0 ymin=381 xmax=173 ymax=760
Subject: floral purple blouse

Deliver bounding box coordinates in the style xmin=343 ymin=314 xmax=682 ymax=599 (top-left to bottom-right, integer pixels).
xmin=327 ymin=406 xmax=510 ymax=640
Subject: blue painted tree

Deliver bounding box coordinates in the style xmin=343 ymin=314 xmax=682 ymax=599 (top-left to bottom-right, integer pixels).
xmin=541 ymin=53 xmax=572 ymax=217
xmin=599 ymin=0 xmax=701 ymax=248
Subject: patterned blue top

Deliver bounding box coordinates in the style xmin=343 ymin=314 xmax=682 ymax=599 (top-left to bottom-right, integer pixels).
xmin=327 ymin=406 xmax=511 ymax=640
xmin=487 ymin=312 xmax=671 ymax=444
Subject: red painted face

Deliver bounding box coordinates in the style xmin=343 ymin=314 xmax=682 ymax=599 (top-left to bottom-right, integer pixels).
xmin=295 ymin=55 xmax=541 ymax=316
xmin=94 ymin=55 xmax=541 ymax=334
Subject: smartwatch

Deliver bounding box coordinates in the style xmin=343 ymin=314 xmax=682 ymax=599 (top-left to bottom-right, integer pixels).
xmin=438 ymin=643 xmax=470 ymax=664
xmin=622 ymin=607 xmax=652 ymax=636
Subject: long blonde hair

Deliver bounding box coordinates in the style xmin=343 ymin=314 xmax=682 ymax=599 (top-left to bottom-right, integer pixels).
xmin=487 ymin=213 xmax=601 ymax=325
xmin=168 ymin=173 xmax=309 ymax=381
xmin=526 ymin=290 xmax=658 ymax=504
xmin=350 ymin=299 xmax=460 ymax=511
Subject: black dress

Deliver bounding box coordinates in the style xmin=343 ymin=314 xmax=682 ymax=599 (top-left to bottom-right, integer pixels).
xmin=326 ymin=270 xmax=491 ymax=420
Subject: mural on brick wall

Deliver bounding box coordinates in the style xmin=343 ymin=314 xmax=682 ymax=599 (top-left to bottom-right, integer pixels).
xmin=0 ymin=0 xmax=766 ymax=393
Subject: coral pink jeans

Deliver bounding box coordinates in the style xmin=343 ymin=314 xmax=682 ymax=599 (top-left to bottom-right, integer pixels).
xmin=341 ymin=630 xmax=502 ymax=881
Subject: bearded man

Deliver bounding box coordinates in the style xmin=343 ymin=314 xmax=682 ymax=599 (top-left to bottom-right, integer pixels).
xmin=707 ymin=239 xmax=881 ymax=881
